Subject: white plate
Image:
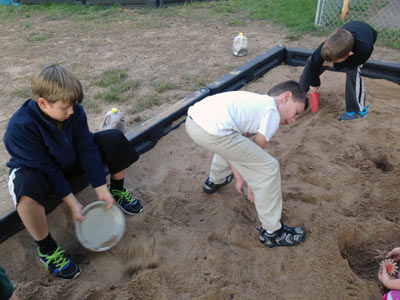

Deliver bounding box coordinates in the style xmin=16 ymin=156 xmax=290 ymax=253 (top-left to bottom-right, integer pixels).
xmin=75 ymin=201 xmax=125 ymax=252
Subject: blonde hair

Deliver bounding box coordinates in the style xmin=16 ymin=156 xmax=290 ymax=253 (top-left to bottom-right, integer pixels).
xmin=31 ymin=64 xmax=83 ymax=105
xmin=321 ymin=28 xmax=354 ymax=62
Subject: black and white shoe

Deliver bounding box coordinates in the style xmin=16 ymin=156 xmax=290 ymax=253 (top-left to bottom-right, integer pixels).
xmin=257 ymin=223 xmax=306 ymax=248
xmin=202 ymin=173 xmax=233 ymax=194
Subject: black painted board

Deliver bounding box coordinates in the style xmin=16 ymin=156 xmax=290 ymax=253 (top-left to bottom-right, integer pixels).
xmin=126 ymin=88 xmax=210 ymax=155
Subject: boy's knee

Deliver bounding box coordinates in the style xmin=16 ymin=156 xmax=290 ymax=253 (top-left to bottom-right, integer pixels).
xmin=94 ymin=128 xmax=125 ymax=145
xmin=17 ymin=195 xmax=42 ymax=208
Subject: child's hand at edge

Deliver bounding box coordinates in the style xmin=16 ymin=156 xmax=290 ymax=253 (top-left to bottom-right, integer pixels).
xmin=378 ymin=264 xmax=391 ymax=287
xmin=378 ymin=263 xmax=400 ymax=290
xmin=94 ymin=184 xmax=115 ymax=210
xmin=387 ymin=247 xmax=400 ymax=262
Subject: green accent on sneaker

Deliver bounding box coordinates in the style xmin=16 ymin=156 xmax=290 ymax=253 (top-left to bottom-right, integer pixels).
xmin=110 ymin=187 xmax=136 ymax=206
xmin=38 ymin=246 xmax=69 ymax=271
xmin=37 ymin=246 xmax=80 ymax=280
xmin=108 ymin=186 xmax=143 ymax=215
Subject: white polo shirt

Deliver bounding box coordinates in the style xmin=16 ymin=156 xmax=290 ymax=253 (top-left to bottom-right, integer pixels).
xmin=188 ymin=91 xmax=280 ymax=142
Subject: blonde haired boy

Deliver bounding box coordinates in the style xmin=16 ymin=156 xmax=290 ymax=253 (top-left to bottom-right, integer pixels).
xmin=4 ymin=64 xmax=143 ymax=280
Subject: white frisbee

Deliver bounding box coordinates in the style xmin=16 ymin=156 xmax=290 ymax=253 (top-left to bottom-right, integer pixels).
xmin=76 ymin=201 xmax=125 ymax=252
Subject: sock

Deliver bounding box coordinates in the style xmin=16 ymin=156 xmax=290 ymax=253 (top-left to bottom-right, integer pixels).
xmin=266 ymin=225 xmax=282 ymax=235
xmin=36 ymin=233 xmax=58 ymax=255
xmin=110 ymin=178 xmax=124 ymax=191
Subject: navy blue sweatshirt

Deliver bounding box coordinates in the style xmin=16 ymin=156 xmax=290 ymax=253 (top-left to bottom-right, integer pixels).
xmin=305 ymin=21 xmax=378 ymax=87
xmin=4 ymin=99 xmax=107 ymax=199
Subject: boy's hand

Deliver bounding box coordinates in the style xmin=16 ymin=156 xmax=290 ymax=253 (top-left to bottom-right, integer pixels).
xmin=70 ymin=202 xmax=85 ymax=224
xmin=309 ymin=86 xmax=320 ymax=94
xmin=231 ymin=165 xmax=245 ymax=195
xmin=94 ymin=184 xmax=115 ymax=209
xmin=234 ymin=178 xmax=244 ymax=196
xmin=62 ymin=193 xmax=85 ymax=223
xmin=246 ymin=185 xmax=255 ymax=203
xmin=387 ymin=247 xmax=400 ymax=262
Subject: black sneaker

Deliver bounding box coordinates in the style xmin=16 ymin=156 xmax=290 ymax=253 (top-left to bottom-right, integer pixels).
xmin=202 ymin=173 xmax=233 ymax=194
xmin=257 ymin=223 xmax=306 ymax=248
xmin=109 ymin=186 xmax=143 ymax=215
xmin=37 ymin=246 xmax=81 ymax=280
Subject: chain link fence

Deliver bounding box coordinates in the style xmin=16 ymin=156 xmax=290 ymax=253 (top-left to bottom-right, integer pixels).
xmin=315 ymin=0 xmax=400 ymax=49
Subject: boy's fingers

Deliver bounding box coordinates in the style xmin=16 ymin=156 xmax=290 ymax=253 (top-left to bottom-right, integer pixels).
xmin=106 ymin=201 xmax=114 ymax=210
xmin=74 ymin=215 xmax=85 ymax=224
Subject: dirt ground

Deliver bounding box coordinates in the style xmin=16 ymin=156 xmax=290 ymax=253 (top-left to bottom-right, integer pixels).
xmin=1 ymin=5 xmax=400 ymax=300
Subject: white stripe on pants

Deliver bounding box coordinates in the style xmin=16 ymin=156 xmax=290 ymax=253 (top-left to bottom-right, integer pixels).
xmin=185 ymin=116 xmax=282 ymax=231
xmin=345 ymin=64 xmax=365 ymax=112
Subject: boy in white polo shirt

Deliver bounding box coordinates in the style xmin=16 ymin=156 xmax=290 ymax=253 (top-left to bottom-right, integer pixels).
xmin=185 ymin=80 xmax=309 ymax=248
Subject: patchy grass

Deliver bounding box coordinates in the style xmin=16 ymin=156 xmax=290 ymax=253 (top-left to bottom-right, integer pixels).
xmin=27 ymin=32 xmax=53 ymax=42
xmin=92 ymin=68 xmax=127 ymax=88
xmin=92 ymin=69 xmax=139 ymax=103
xmin=212 ymin=0 xmax=318 ymax=33
xmin=82 ymin=98 xmax=101 ymax=114
xmin=151 ymin=80 xmax=179 ymax=93
xmin=129 ymin=94 xmax=163 ymax=114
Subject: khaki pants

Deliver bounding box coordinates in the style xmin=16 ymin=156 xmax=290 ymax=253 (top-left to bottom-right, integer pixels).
xmin=185 ymin=116 xmax=282 ymax=231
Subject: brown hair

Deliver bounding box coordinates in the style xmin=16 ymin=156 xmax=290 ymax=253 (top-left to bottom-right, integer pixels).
xmin=321 ymin=28 xmax=354 ymax=62
xmin=267 ymin=80 xmax=309 ymax=111
xmin=31 ymin=63 xmax=83 ymax=105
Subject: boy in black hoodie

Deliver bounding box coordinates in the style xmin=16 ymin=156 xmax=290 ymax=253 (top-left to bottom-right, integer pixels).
xmin=299 ymin=21 xmax=377 ymax=121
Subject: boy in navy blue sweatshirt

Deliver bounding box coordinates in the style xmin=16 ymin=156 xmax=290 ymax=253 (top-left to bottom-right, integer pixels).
xmin=4 ymin=64 xmax=143 ymax=280
xmin=299 ymin=21 xmax=377 ymax=121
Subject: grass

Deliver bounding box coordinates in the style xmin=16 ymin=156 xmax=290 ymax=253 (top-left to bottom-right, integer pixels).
xmin=27 ymin=31 xmax=53 ymax=42
xmin=92 ymin=69 xmax=127 ymax=87
xmin=1 ymin=1 xmax=398 ymax=49
xmin=151 ymin=80 xmax=179 ymax=93
xmin=82 ymin=98 xmax=101 ymax=113
xmin=212 ymin=0 xmax=318 ymax=34
xmin=92 ymin=68 xmax=140 ymax=103
xmin=128 ymin=94 xmax=163 ymax=114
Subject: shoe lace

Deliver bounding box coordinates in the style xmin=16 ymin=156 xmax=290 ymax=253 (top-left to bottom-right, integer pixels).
xmin=42 ymin=247 xmax=69 ymax=270
xmin=111 ymin=188 xmax=136 ymax=205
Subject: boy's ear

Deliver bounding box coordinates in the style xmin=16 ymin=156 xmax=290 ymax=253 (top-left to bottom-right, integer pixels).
xmin=283 ymin=91 xmax=292 ymax=103
xmin=37 ymin=97 xmax=49 ymax=109
xmin=348 ymin=51 xmax=354 ymax=56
